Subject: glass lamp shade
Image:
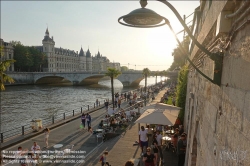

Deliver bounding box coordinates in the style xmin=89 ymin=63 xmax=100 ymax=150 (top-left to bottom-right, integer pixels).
xmin=119 ymin=8 xmax=168 ymax=27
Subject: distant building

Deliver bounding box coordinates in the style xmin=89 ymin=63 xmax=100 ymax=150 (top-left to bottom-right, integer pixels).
xmin=0 ymin=38 xmax=14 ymax=71
xmin=35 ymin=28 xmax=120 ymax=72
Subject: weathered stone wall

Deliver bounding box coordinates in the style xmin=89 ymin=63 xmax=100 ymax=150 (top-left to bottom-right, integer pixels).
xmin=184 ymin=1 xmax=250 ymax=166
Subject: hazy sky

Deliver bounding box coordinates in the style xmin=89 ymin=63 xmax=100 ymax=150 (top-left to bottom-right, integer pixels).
xmin=1 ymin=1 xmax=199 ymax=71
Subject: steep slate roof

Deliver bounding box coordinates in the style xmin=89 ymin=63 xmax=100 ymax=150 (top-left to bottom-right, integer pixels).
xmin=79 ymin=47 xmax=85 ymax=56
xmin=54 ymin=47 xmax=78 ymax=56
xmin=86 ymin=49 xmax=91 ymax=57
xmin=96 ymin=51 xmax=101 ymax=58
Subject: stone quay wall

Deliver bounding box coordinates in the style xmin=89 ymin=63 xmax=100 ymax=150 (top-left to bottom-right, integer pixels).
xmin=184 ymin=1 xmax=250 ymax=166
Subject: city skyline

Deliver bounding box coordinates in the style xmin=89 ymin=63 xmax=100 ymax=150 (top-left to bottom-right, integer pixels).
xmin=1 ymin=1 xmax=199 ymax=71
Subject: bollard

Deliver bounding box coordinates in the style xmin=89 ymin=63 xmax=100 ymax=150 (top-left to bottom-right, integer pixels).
xmin=64 ymin=113 xmax=66 ymax=120
xmin=52 ymin=116 xmax=55 ymax=124
xmin=88 ymin=105 xmax=89 ymax=110
xmin=94 ymin=103 xmax=95 ymax=108
xmin=22 ymin=126 xmax=24 ymax=135
xmin=99 ymin=101 xmax=100 ymax=106
xmin=73 ymin=110 xmax=74 ymax=116
xmin=81 ymin=107 xmax=82 ymax=113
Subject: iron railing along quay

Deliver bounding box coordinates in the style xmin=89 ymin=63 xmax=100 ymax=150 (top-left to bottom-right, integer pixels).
xmin=0 ymin=86 xmax=156 ymax=143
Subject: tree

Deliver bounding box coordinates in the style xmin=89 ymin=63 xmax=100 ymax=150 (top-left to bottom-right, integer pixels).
xmin=0 ymin=46 xmax=16 ymax=90
xmin=176 ymin=65 xmax=189 ymax=123
xmin=121 ymin=66 xmax=128 ymax=72
xmin=105 ymin=68 xmax=122 ymax=108
xmin=142 ymin=68 xmax=150 ymax=92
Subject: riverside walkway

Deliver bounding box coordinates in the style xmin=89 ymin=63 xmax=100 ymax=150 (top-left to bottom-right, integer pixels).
xmin=2 ymin=86 xmax=179 ymax=166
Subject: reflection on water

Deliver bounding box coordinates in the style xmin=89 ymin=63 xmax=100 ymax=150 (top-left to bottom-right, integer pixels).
xmin=0 ymin=76 xmax=166 ymax=132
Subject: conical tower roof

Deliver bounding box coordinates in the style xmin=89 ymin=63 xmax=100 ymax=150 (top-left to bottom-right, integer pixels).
xmin=86 ymin=48 xmax=91 ymax=57
xmin=79 ymin=47 xmax=85 ymax=56
xmin=97 ymin=51 xmax=101 ymax=58
xmin=45 ymin=28 xmax=49 ymax=35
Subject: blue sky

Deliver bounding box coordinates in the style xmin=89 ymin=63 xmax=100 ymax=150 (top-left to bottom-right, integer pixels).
xmin=1 ymin=1 xmax=199 ymax=71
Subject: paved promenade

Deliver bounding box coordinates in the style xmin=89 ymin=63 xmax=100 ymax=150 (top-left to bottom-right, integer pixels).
xmin=3 ymin=86 xmax=179 ymax=166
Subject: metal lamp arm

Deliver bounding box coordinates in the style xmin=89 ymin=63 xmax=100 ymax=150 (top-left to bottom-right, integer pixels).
xmin=167 ymin=23 xmax=214 ymax=83
xmin=157 ymin=0 xmax=213 ymax=58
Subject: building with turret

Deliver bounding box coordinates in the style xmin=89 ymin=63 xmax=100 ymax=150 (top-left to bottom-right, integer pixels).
xmin=35 ymin=28 xmax=120 ymax=72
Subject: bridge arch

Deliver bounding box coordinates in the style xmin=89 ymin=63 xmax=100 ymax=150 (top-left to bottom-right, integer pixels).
xmin=79 ymin=75 xmax=106 ymax=85
xmin=35 ymin=76 xmax=71 ymax=84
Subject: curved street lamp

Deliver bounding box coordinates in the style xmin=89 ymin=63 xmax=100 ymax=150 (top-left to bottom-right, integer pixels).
xmin=118 ymin=0 xmax=223 ymax=86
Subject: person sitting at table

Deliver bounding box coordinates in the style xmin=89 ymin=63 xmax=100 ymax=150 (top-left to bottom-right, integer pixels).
xmin=98 ymin=120 xmax=104 ymax=129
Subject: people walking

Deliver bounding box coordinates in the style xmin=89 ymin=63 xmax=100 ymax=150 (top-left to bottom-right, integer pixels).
xmin=96 ymin=99 xmax=99 ymax=107
xmin=105 ymin=100 xmax=109 ymax=111
xmin=177 ymin=134 xmax=186 ymax=166
xmin=86 ymin=113 xmax=91 ymax=127
xmin=43 ymin=128 xmax=50 ymax=148
xmin=139 ymin=126 xmax=148 ymax=155
xmin=100 ymin=151 xmax=111 ymax=166
xmin=81 ymin=113 xmax=86 ymax=129
xmin=118 ymin=97 xmax=121 ymax=108
xmin=156 ymin=131 xmax=164 ymax=163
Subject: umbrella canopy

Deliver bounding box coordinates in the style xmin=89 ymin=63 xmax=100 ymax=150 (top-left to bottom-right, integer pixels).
xmin=140 ymin=103 xmax=181 ymax=116
xmin=135 ymin=109 xmax=177 ymax=125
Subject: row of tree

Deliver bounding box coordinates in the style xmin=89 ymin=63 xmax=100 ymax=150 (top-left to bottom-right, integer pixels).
xmin=10 ymin=41 xmax=47 ymax=72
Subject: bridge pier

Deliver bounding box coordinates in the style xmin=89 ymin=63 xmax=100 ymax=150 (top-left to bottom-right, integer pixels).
xmin=72 ymin=81 xmax=79 ymax=85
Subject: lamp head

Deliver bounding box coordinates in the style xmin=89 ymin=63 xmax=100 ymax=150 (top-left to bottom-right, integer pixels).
xmin=118 ymin=8 xmax=169 ymax=28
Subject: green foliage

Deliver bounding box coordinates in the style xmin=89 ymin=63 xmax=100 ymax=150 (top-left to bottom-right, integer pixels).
xmin=121 ymin=66 xmax=128 ymax=72
xmin=11 ymin=41 xmax=47 ymax=72
xmin=105 ymin=68 xmax=122 ymax=108
xmin=169 ymin=36 xmax=190 ymax=71
xmin=0 ymin=46 xmax=16 ymax=90
xmin=176 ymin=65 xmax=189 ymax=123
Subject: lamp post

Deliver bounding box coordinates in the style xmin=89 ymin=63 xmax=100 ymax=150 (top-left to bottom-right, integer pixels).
xmin=118 ymin=0 xmax=223 ymax=86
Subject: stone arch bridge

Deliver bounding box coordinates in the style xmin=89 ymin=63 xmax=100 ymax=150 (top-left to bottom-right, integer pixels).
xmin=6 ymin=71 xmax=148 ymax=87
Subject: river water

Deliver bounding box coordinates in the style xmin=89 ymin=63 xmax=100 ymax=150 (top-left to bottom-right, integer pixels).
xmin=0 ymin=76 xmax=166 ymax=133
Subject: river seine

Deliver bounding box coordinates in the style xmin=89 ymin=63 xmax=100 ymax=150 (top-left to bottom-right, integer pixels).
xmin=0 ymin=77 xmax=166 ymax=132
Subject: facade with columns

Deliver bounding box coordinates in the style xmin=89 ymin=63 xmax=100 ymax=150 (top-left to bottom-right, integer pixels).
xmin=35 ymin=28 xmax=120 ymax=72
xmin=0 ymin=38 xmax=14 ymax=71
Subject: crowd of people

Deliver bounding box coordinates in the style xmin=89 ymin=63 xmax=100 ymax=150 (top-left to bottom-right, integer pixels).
xmin=137 ymin=123 xmax=187 ymax=166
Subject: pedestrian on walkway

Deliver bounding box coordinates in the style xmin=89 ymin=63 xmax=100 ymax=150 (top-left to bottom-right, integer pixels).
xmin=118 ymin=97 xmax=121 ymax=108
xmin=139 ymin=126 xmax=148 ymax=155
xmin=86 ymin=113 xmax=91 ymax=127
xmin=143 ymin=147 xmax=156 ymax=166
xmin=152 ymin=136 xmax=159 ymax=164
xmin=177 ymin=134 xmax=186 ymax=166
xmin=96 ymin=99 xmax=99 ymax=107
xmin=43 ymin=128 xmax=50 ymax=148
xmin=105 ymin=100 xmax=109 ymax=111
xmin=156 ymin=131 xmax=164 ymax=163
xmin=100 ymin=151 xmax=111 ymax=166
xmin=81 ymin=113 xmax=86 ymax=129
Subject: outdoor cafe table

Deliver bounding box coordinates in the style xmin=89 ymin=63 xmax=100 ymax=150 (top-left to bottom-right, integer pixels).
xmin=162 ymin=136 xmax=171 ymax=149
xmin=165 ymin=130 xmax=174 ymax=134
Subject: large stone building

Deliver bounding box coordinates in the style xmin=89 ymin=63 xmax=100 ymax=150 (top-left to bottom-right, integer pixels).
xmin=0 ymin=38 xmax=14 ymax=71
xmin=35 ymin=28 xmax=120 ymax=72
xmin=184 ymin=1 xmax=250 ymax=166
